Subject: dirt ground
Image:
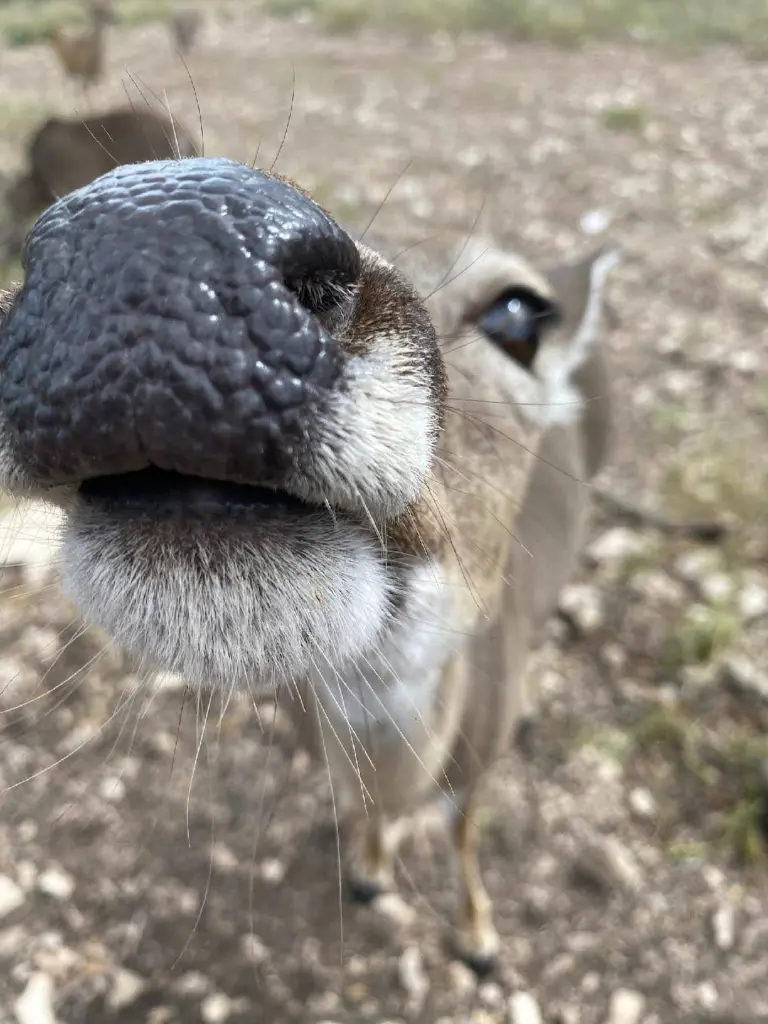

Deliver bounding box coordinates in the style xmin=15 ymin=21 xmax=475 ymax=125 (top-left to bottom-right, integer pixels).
xmin=1 ymin=6 xmax=768 ymax=1024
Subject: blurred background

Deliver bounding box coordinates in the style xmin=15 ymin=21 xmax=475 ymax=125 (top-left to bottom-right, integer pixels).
xmin=0 ymin=2 xmax=767 ymax=1022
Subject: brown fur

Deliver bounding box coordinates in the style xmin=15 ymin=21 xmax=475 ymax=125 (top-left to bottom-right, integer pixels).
xmin=168 ymin=8 xmax=203 ymax=55
xmin=50 ymin=0 xmax=116 ymax=98
xmin=1 ymin=108 xmax=198 ymax=262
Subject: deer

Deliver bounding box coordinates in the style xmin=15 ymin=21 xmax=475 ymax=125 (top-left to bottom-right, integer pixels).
xmin=50 ymin=0 xmax=118 ymax=103
xmin=168 ymin=7 xmax=203 ymax=56
xmin=0 ymin=156 xmax=619 ymax=974
xmin=0 ymin=107 xmax=198 ymax=263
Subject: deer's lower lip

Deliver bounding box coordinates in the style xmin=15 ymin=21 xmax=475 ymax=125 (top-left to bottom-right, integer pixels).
xmin=78 ymin=466 xmax=313 ymax=520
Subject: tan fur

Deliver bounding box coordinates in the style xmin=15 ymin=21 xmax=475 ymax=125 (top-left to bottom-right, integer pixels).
xmin=0 ymin=161 xmax=618 ymax=971
xmin=281 ymin=238 xmax=618 ymax=967
xmin=1 ymin=108 xmax=198 ymax=261
xmin=50 ymin=0 xmax=116 ymax=100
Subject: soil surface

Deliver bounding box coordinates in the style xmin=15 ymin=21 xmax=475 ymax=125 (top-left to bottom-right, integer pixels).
xmin=1 ymin=8 xmax=767 ymax=1024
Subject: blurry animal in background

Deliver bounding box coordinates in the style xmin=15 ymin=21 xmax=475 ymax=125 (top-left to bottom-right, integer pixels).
xmin=50 ymin=0 xmax=118 ymax=103
xmin=169 ymin=7 xmax=203 ymax=56
xmin=0 ymin=107 xmax=198 ymax=263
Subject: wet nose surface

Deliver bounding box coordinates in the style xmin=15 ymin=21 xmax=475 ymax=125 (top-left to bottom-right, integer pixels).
xmin=0 ymin=157 xmax=360 ymax=486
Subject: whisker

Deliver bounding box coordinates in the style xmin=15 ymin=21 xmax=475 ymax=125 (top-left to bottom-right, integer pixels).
xmin=269 ymin=67 xmax=296 ymax=173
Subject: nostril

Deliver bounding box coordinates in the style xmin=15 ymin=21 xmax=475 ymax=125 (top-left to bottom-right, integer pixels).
xmin=0 ymin=157 xmax=361 ymax=487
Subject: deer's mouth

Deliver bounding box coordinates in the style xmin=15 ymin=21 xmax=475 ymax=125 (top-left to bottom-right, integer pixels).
xmin=78 ymin=466 xmax=316 ymax=522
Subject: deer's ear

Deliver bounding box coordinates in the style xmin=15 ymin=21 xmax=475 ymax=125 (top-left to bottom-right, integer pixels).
xmin=543 ymin=245 xmax=621 ymax=341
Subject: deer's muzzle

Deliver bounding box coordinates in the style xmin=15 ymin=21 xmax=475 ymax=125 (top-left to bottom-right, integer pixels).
xmin=0 ymin=156 xmax=359 ymax=495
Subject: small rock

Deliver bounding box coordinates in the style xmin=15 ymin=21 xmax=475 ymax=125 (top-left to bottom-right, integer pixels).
xmin=240 ymin=933 xmax=268 ymax=965
xmin=556 ymin=1006 xmax=582 ymax=1024
xmin=508 ymin=990 xmax=543 ymax=1024
xmin=660 ymin=369 xmax=695 ymax=398
xmin=479 ymin=981 xmax=503 ymax=1007
xmin=38 ymin=867 xmax=75 ymax=901
xmin=739 ymin=580 xmax=768 ymax=621
xmin=712 ymin=903 xmax=736 ymax=951
xmin=628 ymin=787 xmax=656 ymax=821
xmin=259 ymin=858 xmax=285 ymax=884
xmin=699 ymin=572 xmax=734 ymax=604
xmin=559 ymin=584 xmax=604 ymax=635
xmin=587 ymin=527 xmax=650 ymax=567
xmin=398 ymin=946 xmax=429 ymax=1010
xmin=729 ymin=349 xmax=760 ymax=374
xmin=721 ymin=655 xmax=768 ymax=702
xmin=0 ymin=926 xmax=25 ymax=958
xmin=14 ymin=972 xmax=58 ymax=1024
xmin=107 ymin=969 xmax=147 ymax=1011
xmin=629 ymin=570 xmax=687 ymax=605
xmin=201 ymin=991 xmax=234 ymax=1023
xmin=0 ymin=876 xmax=24 ymax=919
xmin=446 ymin=960 xmax=477 ymax=998
xmin=675 ymin=549 xmax=720 ymax=586
xmin=573 ymin=836 xmax=643 ymax=894
xmin=697 ymin=980 xmax=718 ymax=1009
xmin=605 ymin=988 xmax=645 ymax=1024
xmin=15 ymin=861 xmax=37 ymax=892
xmin=580 ymin=209 xmax=612 ymax=235
xmin=147 ymin=1009 xmax=175 ymax=1024
xmin=173 ymin=971 xmax=209 ymax=997
xmin=373 ymin=891 xmax=416 ymax=929
xmin=211 ymin=843 xmax=238 ymax=872
xmin=98 ymin=776 xmax=127 ymax=802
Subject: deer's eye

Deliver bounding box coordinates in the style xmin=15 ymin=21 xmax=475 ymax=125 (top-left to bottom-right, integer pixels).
xmin=477 ymin=287 xmax=560 ymax=370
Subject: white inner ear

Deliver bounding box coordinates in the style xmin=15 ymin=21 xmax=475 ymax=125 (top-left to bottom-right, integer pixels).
xmin=534 ymin=247 xmax=620 ymax=429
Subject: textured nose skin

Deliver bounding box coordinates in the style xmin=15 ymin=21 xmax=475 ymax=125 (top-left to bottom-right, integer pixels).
xmin=0 ymin=157 xmax=360 ymax=486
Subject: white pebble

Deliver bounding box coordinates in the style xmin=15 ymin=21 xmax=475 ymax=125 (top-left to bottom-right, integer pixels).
xmin=38 ymin=867 xmax=75 ymax=901
xmin=580 ymin=209 xmax=612 ymax=235
xmin=259 ymin=858 xmax=285 ymax=884
xmin=697 ymin=980 xmax=718 ymax=1009
xmin=98 ymin=776 xmax=127 ymax=802
xmin=0 ymin=876 xmax=24 ymax=919
xmin=398 ymin=946 xmax=429 ymax=1009
xmin=740 ymin=581 xmax=768 ymax=621
xmin=107 ymin=969 xmax=147 ymax=1011
xmin=373 ymin=891 xmax=416 ymax=928
xmin=712 ymin=903 xmax=735 ymax=951
xmin=508 ymin=990 xmax=543 ymax=1024
xmin=628 ymin=787 xmax=656 ymax=821
xmin=606 ymin=988 xmax=645 ymax=1024
xmin=201 ymin=992 xmax=234 ymax=1023
xmin=559 ymin=584 xmax=605 ymax=634
xmin=14 ymin=972 xmax=58 ymax=1024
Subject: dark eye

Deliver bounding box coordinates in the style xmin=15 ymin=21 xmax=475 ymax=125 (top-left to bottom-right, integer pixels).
xmin=477 ymin=287 xmax=560 ymax=370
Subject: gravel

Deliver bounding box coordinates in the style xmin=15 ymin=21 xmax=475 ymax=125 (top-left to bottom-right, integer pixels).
xmin=0 ymin=8 xmax=767 ymax=1023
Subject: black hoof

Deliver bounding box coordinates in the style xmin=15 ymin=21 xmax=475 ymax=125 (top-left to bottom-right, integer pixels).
xmin=347 ymin=877 xmax=381 ymax=905
xmin=459 ymin=951 xmax=497 ymax=978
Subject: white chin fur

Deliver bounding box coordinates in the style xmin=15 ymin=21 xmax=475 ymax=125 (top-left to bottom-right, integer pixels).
xmin=60 ymin=506 xmax=394 ymax=691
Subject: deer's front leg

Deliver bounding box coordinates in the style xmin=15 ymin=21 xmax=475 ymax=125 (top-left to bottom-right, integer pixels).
xmin=452 ymin=789 xmax=500 ymax=976
xmin=346 ymin=814 xmax=406 ymax=903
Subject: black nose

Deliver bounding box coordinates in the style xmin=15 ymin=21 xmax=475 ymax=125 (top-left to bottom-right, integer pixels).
xmin=0 ymin=157 xmax=360 ymax=486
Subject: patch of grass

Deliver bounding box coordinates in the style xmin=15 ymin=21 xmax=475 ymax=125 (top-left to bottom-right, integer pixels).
xmin=0 ymin=0 xmax=176 ymax=49
xmin=630 ymin=703 xmax=716 ymax=784
xmin=599 ymin=105 xmax=647 ymax=133
xmin=666 ymin=839 xmax=710 ymax=862
xmin=262 ymin=0 xmax=768 ymax=50
xmin=630 ymin=704 xmax=768 ymax=866
xmin=661 ymin=442 xmax=768 ymax=564
xmin=574 ymin=724 xmax=633 ymax=763
xmin=720 ymin=796 xmax=768 ymax=865
xmin=661 ymin=603 xmax=741 ymax=674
